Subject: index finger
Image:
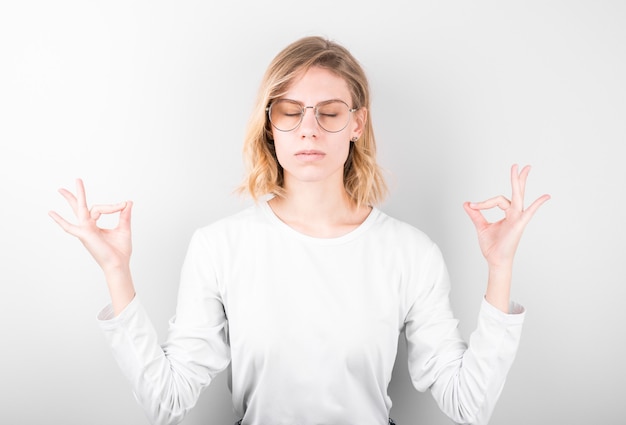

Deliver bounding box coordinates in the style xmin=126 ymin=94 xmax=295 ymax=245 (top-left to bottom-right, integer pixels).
xmin=90 ymin=202 xmax=127 ymax=220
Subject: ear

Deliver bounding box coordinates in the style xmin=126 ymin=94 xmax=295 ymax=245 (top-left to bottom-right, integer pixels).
xmin=351 ymin=107 xmax=368 ymax=139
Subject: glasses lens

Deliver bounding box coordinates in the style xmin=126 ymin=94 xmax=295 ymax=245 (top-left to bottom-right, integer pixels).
xmin=269 ymin=100 xmax=302 ymax=132
xmin=316 ymin=100 xmax=350 ymax=133
xmin=268 ymin=99 xmax=353 ymax=132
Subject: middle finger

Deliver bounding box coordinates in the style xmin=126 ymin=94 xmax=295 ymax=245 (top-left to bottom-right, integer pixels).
xmin=511 ymin=164 xmax=531 ymax=210
xmin=75 ymin=178 xmax=89 ymax=220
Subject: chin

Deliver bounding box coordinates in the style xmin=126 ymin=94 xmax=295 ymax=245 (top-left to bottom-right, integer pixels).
xmin=284 ymin=168 xmax=344 ymax=186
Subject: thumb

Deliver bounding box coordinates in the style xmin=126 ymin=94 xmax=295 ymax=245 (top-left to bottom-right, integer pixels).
xmin=118 ymin=200 xmax=133 ymax=230
xmin=463 ymin=201 xmax=487 ymax=230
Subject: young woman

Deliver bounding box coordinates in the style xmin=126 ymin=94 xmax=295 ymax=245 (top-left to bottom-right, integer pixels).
xmin=49 ymin=36 xmax=550 ymax=425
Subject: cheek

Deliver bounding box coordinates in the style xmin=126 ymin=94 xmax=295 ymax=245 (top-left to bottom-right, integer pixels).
xmin=271 ymin=138 xmax=288 ymax=166
xmin=336 ymin=140 xmax=352 ymax=164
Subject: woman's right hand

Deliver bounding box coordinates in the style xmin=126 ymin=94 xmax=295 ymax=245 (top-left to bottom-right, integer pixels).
xmin=49 ymin=178 xmax=133 ymax=273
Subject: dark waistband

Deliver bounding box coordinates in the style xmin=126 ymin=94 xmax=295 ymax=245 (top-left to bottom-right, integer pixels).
xmin=234 ymin=419 xmax=396 ymax=425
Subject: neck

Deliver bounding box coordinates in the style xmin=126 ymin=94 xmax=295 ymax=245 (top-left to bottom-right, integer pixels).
xmin=268 ymin=178 xmax=371 ymax=238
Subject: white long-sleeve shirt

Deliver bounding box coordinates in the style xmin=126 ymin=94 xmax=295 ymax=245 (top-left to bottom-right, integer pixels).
xmin=98 ymin=201 xmax=525 ymax=425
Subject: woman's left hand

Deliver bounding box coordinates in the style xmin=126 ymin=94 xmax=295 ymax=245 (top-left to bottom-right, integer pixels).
xmin=463 ymin=164 xmax=550 ymax=270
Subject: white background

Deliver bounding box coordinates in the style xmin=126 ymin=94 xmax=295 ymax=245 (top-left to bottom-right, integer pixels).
xmin=1 ymin=1 xmax=624 ymax=424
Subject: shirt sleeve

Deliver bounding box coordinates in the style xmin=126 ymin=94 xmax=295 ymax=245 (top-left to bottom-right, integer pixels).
xmin=403 ymin=243 xmax=525 ymax=425
xmin=97 ymin=229 xmax=231 ymax=425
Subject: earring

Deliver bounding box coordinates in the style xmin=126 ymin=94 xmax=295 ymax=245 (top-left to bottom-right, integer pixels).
xmin=350 ymin=136 xmax=359 ymax=143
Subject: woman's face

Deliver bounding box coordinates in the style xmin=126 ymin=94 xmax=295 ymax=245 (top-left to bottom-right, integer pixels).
xmin=270 ymin=66 xmax=366 ymax=190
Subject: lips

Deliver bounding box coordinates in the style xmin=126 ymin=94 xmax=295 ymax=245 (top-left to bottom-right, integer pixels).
xmin=294 ymin=150 xmax=326 ymax=161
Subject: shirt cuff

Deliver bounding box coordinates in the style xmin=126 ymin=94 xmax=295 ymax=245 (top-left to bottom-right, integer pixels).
xmin=481 ymin=296 xmax=526 ymax=325
xmin=96 ymin=294 xmax=140 ymax=328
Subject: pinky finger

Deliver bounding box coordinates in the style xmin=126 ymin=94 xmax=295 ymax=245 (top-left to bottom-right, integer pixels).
xmin=48 ymin=210 xmax=77 ymax=235
xmin=521 ymin=194 xmax=551 ymax=224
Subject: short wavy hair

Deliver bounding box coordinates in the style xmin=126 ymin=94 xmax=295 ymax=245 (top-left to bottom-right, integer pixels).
xmin=239 ymin=36 xmax=387 ymax=207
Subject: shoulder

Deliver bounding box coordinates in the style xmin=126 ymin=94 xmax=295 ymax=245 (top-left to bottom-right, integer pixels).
xmin=371 ymin=208 xmax=436 ymax=251
xmin=369 ymin=210 xmax=448 ymax=298
xmin=369 ymin=209 xmax=448 ymax=272
xmin=191 ymin=202 xmax=267 ymax=244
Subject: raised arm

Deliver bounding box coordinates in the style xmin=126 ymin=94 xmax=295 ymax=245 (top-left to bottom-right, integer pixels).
xmin=50 ymin=182 xmax=231 ymax=424
xmin=463 ymin=164 xmax=551 ymax=313
xmin=49 ymin=178 xmax=135 ymax=315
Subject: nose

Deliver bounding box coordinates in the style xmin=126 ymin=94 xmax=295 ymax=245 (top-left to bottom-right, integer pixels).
xmin=299 ymin=106 xmax=319 ymax=138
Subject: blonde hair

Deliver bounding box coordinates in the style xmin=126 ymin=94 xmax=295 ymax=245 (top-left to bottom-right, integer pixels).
xmin=239 ymin=36 xmax=387 ymax=207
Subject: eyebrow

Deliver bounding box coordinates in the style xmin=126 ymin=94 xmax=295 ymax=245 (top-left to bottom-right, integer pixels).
xmin=278 ymin=98 xmax=349 ymax=106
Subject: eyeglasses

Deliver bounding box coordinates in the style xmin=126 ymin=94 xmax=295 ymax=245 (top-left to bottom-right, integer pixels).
xmin=266 ymin=99 xmax=357 ymax=133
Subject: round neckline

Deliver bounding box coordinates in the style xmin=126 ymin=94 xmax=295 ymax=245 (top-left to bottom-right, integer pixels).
xmin=258 ymin=200 xmax=381 ymax=246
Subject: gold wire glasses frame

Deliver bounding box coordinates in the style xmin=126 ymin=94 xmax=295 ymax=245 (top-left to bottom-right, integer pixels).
xmin=266 ymin=99 xmax=357 ymax=133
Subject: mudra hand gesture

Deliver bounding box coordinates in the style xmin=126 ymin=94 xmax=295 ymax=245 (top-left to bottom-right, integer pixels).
xmin=49 ymin=179 xmax=135 ymax=314
xmin=463 ymin=164 xmax=550 ymax=311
